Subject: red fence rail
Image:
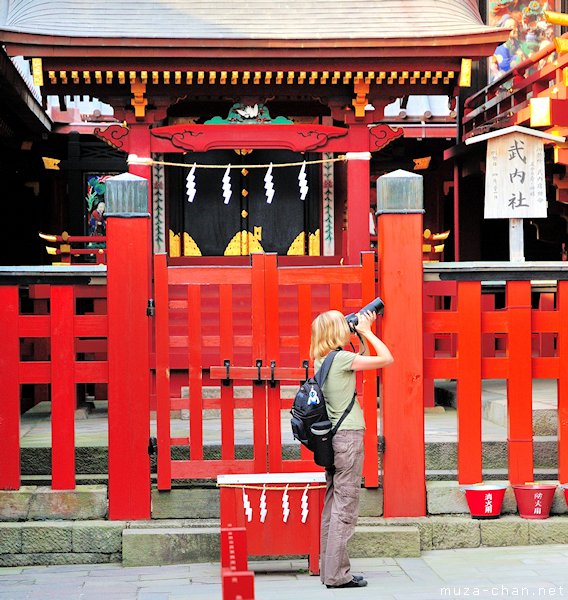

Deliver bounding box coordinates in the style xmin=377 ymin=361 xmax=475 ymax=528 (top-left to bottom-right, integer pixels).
xmin=0 ymin=276 xmax=108 ymax=490
xmin=39 ymin=231 xmax=107 ymax=265
xmin=154 ymin=252 xmax=379 ymax=488
xmin=423 ymin=265 xmax=568 ymax=485
xmin=4 ymin=257 xmax=568 ymax=516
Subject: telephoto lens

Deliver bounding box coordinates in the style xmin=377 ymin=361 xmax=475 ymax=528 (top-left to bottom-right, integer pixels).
xmin=345 ymin=297 xmax=385 ymax=332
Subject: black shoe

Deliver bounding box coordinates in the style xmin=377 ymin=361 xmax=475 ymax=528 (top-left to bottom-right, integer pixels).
xmin=322 ymin=575 xmax=364 ymax=585
xmin=326 ymin=577 xmax=368 ymax=588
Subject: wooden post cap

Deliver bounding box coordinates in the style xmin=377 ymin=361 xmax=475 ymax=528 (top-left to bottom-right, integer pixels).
xmin=105 ymin=172 xmax=149 ymax=216
xmin=376 ymin=169 xmax=424 ymax=214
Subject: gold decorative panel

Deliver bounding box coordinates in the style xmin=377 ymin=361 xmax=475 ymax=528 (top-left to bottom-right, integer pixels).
xmin=183 ymin=233 xmax=202 ymax=256
xmin=169 ymin=230 xmax=181 ymax=257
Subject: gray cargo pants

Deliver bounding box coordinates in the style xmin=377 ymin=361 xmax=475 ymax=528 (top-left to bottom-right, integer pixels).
xmin=319 ymin=428 xmax=365 ymax=587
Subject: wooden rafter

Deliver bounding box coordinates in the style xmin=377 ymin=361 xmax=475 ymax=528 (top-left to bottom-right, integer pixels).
xmin=38 ymin=68 xmax=461 ymax=87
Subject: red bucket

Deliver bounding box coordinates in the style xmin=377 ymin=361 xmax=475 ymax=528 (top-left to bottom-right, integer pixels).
xmin=513 ymin=484 xmax=557 ymax=520
xmin=463 ymin=484 xmax=507 ymax=519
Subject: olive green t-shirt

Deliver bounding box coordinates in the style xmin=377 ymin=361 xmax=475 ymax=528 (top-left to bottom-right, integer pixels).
xmin=315 ymin=350 xmax=365 ymax=431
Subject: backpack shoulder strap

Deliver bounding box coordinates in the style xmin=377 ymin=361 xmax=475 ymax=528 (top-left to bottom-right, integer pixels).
xmin=313 ymin=350 xmax=339 ymax=387
xmin=331 ymin=393 xmax=357 ymax=436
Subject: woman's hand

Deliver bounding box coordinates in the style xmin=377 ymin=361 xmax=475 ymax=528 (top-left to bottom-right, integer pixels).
xmin=350 ymin=310 xmax=394 ymax=371
xmin=354 ymin=310 xmax=376 ymax=335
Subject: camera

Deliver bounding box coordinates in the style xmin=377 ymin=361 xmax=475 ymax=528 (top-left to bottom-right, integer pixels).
xmin=345 ymin=297 xmax=385 ymax=332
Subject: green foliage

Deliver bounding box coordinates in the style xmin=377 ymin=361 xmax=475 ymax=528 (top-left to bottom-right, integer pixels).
xmin=85 ymin=176 xmax=107 ymax=211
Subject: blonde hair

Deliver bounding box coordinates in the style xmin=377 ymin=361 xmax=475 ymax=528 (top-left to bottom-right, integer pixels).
xmin=310 ymin=310 xmax=350 ymax=360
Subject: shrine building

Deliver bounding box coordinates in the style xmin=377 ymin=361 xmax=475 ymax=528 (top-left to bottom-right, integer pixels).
xmin=0 ymin=1 xmax=507 ymax=265
xmin=2 ymin=2 xmax=568 ymax=571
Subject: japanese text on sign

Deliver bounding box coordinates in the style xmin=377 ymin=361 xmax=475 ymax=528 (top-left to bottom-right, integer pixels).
xmin=484 ymin=132 xmax=547 ymax=219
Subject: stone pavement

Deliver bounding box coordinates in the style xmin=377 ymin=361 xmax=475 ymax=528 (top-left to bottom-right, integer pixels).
xmin=1 ymin=545 xmax=568 ymax=600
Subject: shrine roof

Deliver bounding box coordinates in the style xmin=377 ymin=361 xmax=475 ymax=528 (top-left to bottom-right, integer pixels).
xmin=0 ymin=49 xmax=51 ymax=135
xmin=0 ymin=0 xmax=506 ymax=57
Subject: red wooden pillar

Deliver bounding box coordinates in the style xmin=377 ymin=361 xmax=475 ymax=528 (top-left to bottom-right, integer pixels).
xmin=558 ymin=280 xmax=568 ymax=484
xmin=346 ymin=146 xmax=371 ymax=265
xmin=457 ymin=281 xmax=483 ymax=484
xmin=127 ymin=123 xmax=153 ymax=189
xmin=0 ymin=286 xmax=20 ymax=489
xmin=51 ymin=285 xmax=76 ymax=489
xmin=106 ymin=173 xmax=152 ymax=519
xmin=377 ymin=170 xmax=426 ymax=517
xmin=506 ymin=281 xmax=534 ymax=484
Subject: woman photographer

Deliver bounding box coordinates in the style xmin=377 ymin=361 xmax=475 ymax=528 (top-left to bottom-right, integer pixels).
xmin=311 ymin=309 xmax=393 ymax=589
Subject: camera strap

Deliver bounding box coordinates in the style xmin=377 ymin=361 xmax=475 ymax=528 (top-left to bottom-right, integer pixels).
xmin=354 ymin=331 xmax=365 ymax=353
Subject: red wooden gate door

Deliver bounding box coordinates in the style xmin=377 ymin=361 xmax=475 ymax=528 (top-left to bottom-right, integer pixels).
xmin=153 ymin=252 xmax=379 ymax=490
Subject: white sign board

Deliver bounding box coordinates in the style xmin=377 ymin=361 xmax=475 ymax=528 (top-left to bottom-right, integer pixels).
xmin=484 ymin=131 xmax=547 ymax=219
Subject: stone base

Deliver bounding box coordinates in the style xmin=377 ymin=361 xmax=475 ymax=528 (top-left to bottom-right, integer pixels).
xmin=2 ymin=514 xmax=568 ymax=567
xmin=0 ymin=520 xmax=123 ymax=566
xmin=349 ymin=525 xmax=420 ymax=557
xmin=151 ymin=488 xmax=219 ymax=519
xmin=122 ymin=527 xmax=220 ymax=567
xmin=0 ymin=485 xmax=108 ymax=521
xmin=150 ymin=486 xmax=384 ymax=519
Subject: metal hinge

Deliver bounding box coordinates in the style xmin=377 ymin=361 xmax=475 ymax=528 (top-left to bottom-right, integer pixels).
xmin=146 ymin=299 xmax=155 ymax=317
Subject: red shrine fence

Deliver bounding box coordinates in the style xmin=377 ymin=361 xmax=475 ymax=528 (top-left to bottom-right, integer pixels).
xmin=0 ymin=277 xmax=108 ymax=490
xmin=423 ymin=267 xmax=568 ymax=486
xmin=2 ymin=262 xmax=568 ymax=517
xmin=153 ymin=252 xmax=379 ymax=488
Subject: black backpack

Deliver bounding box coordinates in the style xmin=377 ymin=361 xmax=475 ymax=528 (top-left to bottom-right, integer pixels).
xmin=290 ymin=350 xmax=356 ymax=467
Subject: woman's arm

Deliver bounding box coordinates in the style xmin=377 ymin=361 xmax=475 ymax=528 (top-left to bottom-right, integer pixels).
xmin=350 ymin=311 xmax=394 ymax=371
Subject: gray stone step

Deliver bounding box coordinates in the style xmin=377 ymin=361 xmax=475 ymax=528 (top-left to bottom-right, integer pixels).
xmin=358 ymin=515 xmax=568 ymax=550
xmin=18 ymin=437 xmax=562 ymax=478
xmin=150 ymin=487 xmax=384 ymax=520
xmin=5 ymin=514 xmax=568 ymax=568
xmin=426 ymin=480 xmax=568 ymax=516
xmin=483 ymin=399 xmax=557 ymax=436
xmin=121 ymin=523 xmax=421 ymax=567
xmin=0 ymin=520 xmax=123 ymax=567
xmin=425 ymin=468 xmax=559 ymax=481
xmin=349 ymin=525 xmax=420 ymax=558
xmin=425 ymin=439 xmax=559 ymax=470
xmin=0 ymin=485 xmax=107 ymax=521
xmin=435 ymin=380 xmax=558 ymax=436
xmin=122 ymin=526 xmax=220 ymax=567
